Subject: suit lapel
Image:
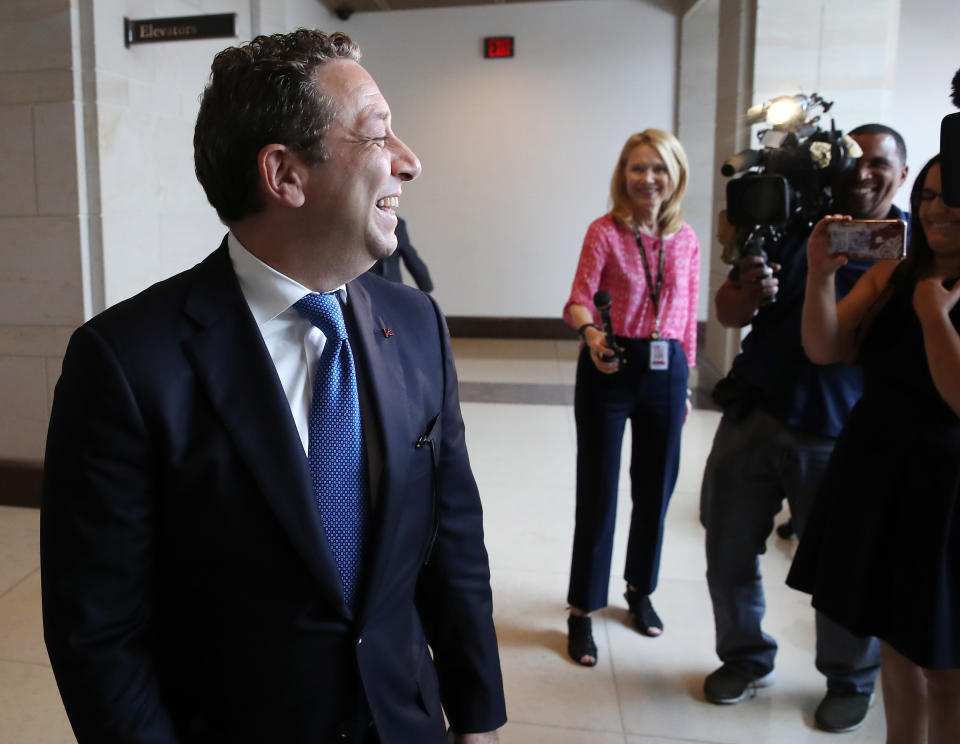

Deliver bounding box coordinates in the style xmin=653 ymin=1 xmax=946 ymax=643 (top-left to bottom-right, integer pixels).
xmin=345 ymin=278 xmax=412 ymax=617
xmin=181 ymin=243 xmax=349 ymax=615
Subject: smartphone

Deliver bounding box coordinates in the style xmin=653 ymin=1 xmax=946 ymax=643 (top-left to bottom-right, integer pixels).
xmin=826 ymin=219 xmax=907 ymax=260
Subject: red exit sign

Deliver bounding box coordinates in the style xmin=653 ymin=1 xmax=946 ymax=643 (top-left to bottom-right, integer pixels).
xmin=484 ymin=36 xmax=514 ymax=58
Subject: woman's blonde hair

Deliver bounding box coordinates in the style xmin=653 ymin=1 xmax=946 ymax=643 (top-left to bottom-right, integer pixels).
xmin=609 ymin=129 xmax=689 ymax=236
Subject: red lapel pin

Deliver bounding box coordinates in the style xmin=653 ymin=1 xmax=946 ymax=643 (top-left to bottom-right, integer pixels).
xmin=382 ymin=328 xmax=395 ymax=338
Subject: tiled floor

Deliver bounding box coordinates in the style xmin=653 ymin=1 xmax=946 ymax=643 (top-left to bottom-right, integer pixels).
xmin=0 ymin=339 xmax=887 ymax=743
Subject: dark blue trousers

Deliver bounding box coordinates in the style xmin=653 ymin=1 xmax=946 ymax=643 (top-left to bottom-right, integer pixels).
xmin=567 ymin=338 xmax=688 ymax=612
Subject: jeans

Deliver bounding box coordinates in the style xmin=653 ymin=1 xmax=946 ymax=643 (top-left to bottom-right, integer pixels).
xmin=700 ymin=407 xmax=881 ymax=692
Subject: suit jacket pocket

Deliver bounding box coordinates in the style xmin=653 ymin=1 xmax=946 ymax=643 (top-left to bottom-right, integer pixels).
xmin=415 ymin=413 xmax=441 ymax=565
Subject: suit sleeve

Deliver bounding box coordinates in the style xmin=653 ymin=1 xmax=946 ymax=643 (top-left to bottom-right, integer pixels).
xmin=41 ymin=325 xmax=179 ymax=743
xmin=414 ymin=297 xmax=506 ymax=734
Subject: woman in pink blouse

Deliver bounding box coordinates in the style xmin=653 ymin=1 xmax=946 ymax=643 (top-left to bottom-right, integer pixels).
xmin=563 ymin=129 xmax=700 ymax=666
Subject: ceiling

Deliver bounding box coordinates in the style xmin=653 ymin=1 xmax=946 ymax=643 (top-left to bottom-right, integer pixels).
xmin=318 ymin=0 xmax=688 ymax=19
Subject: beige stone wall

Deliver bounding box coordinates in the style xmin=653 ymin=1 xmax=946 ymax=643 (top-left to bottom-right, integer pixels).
xmin=0 ymin=0 xmax=82 ymax=461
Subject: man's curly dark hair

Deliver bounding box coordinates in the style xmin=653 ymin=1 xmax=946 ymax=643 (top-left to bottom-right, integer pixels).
xmin=193 ymin=30 xmax=361 ymax=223
xmin=951 ymin=66 xmax=960 ymax=108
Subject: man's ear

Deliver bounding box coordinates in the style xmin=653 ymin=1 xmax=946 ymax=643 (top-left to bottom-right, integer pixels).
xmin=899 ymin=164 xmax=909 ymax=190
xmin=257 ymin=144 xmax=307 ymax=208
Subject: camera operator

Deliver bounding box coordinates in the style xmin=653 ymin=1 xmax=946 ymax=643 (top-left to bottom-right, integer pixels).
xmin=700 ymin=124 xmax=909 ymax=733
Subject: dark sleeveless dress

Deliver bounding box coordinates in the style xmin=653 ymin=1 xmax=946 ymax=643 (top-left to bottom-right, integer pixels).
xmin=787 ymin=276 xmax=960 ymax=669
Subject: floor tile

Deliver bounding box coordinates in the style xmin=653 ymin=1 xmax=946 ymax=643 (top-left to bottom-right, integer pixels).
xmin=482 ymin=482 xmax=575 ymax=574
xmin=611 ymin=581 xmax=886 ymax=743
xmin=0 ymin=659 xmax=73 ymax=744
xmin=492 ymin=568 xmax=624 ymax=733
xmin=502 ymin=721 xmax=626 ymax=743
xmin=0 ymin=505 xmax=40 ymax=596
xmin=0 ymin=569 xmax=46 ymax=665
xmin=463 ymin=401 xmax=576 ymax=489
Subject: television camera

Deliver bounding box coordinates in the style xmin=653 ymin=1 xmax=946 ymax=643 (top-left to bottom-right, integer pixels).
xmin=720 ymin=93 xmax=862 ymax=281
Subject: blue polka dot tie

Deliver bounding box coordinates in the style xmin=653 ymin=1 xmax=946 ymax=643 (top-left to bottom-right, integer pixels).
xmin=294 ymin=292 xmax=369 ymax=608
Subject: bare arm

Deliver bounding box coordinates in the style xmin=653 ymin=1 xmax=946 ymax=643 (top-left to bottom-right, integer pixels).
xmin=714 ymin=256 xmax=780 ymax=328
xmin=914 ymin=277 xmax=960 ymax=417
xmin=802 ymin=215 xmax=898 ymax=364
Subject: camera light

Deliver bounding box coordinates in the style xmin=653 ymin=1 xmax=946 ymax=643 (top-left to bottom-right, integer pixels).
xmin=766 ymin=97 xmax=802 ymax=127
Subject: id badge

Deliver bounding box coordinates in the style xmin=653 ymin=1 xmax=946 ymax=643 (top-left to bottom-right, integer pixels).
xmin=649 ymin=340 xmax=669 ymax=370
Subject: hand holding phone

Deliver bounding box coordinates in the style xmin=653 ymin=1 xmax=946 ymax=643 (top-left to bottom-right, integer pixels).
xmin=826 ymin=219 xmax=907 ymax=260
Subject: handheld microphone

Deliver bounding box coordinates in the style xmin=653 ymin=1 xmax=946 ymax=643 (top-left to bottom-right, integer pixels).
xmin=593 ymin=290 xmax=621 ymax=364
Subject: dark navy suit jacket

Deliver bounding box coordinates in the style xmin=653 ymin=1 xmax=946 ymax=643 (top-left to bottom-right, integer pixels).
xmin=41 ymin=239 xmax=506 ymax=743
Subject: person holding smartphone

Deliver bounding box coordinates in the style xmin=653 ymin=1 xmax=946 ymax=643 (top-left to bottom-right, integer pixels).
xmin=790 ymin=154 xmax=960 ymax=743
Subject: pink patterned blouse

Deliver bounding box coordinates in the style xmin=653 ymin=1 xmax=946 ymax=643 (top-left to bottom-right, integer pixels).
xmin=563 ymin=214 xmax=700 ymax=365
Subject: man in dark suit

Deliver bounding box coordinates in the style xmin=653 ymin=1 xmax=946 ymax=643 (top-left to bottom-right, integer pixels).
xmin=41 ymin=29 xmax=505 ymax=744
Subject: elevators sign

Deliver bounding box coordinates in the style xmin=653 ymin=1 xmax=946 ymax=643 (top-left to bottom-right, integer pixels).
xmin=124 ymin=14 xmax=237 ymax=48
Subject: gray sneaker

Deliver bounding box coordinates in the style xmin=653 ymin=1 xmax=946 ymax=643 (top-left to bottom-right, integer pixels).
xmin=814 ymin=690 xmax=874 ymax=732
xmin=703 ymin=664 xmax=775 ymax=704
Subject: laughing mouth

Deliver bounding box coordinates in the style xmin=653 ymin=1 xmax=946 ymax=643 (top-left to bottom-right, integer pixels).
xmin=848 ymin=182 xmax=877 ymax=195
xmin=376 ymin=196 xmax=399 ymax=210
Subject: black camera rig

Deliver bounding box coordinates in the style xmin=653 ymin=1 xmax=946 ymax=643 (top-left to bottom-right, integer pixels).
xmin=721 ymin=93 xmax=861 ymax=269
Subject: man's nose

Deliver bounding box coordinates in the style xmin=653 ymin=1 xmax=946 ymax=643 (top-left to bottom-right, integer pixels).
xmin=392 ymin=136 xmax=422 ymax=182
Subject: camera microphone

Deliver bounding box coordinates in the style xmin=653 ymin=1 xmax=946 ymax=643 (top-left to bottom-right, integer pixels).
xmin=593 ymin=290 xmax=621 ymax=364
xmin=721 ymin=149 xmax=764 ymax=177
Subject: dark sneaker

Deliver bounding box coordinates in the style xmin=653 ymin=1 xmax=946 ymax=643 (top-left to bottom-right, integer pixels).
xmin=703 ymin=664 xmax=775 ymax=704
xmin=815 ymin=690 xmax=874 ymax=732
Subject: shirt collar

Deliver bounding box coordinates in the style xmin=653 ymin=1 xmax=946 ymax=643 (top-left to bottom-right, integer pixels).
xmin=227 ymin=232 xmax=347 ymax=326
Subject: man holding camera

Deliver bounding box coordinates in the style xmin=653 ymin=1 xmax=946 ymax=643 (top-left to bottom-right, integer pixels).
xmin=700 ymin=124 xmax=909 ymax=732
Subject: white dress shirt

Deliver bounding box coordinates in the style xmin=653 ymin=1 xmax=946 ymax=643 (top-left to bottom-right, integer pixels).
xmin=227 ymin=232 xmax=344 ymax=455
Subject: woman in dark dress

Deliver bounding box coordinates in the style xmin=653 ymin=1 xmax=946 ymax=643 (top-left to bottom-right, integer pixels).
xmin=789 ymin=155 xmax=960 ymax=743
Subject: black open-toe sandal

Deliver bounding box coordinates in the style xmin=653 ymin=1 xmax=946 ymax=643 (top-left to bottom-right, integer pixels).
xmin=625 ymin=589 xmax=663 ymax=637
xmin=567 ymin=614 xmax=598 ymax=666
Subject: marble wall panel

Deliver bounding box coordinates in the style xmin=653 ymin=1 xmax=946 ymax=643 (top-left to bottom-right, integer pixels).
xmin=753 ymin=0 xmax=898 ymax=133
xmin=34 ymin=102 xmax=80 ymax=216
xmin=0 ymin=217 xmax=84 ymax=326
xmin=158 ymin=211 xmax=225 ymax=278
xmin=153 ymin=118 xmax=208 ymax=214
xmin=101 ymin=212 xmax=162 ymax=307
xmin=95 ymin=72 xmax=130 ymax=107
xmin=0 ymin=412 xmax=46 ymax=461
xmin=45 ymin=356 xmax=63 ymax=413
xmin=0 ymin=106 xmax=37 ymax=216
xmin=97 ymin=105 xmax=157 ymax=212
xmin=93 ymin=0 xmax=161 ymax=81
xmin=0 ymin=326 xmax=72 ymax=357
xmin=0 ymin=70 xmax=74 ymax=105
xmin=0 ymin=0 xmax=71 ymax=73
xmin=129 ymin=79 xmax=190 ymax=117
xmin=0 ymin=356 xmax=49 ymax=461
xmin=0 ymin=358 xmax=47 ymax=421
xmin=679 ymin=0 xmax=720 ymax=320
